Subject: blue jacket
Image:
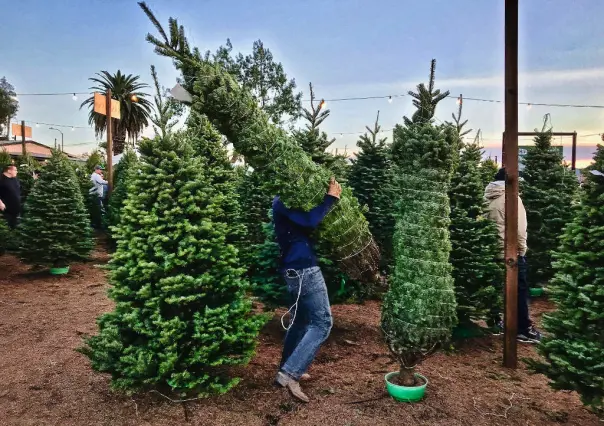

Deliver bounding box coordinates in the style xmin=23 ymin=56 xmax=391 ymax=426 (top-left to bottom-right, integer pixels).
xmin=272 ymin=195 xmax=338 ymax=272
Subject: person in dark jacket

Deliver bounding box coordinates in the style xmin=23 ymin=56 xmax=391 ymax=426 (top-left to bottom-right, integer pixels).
xmin=272 ymin=177 xmax=342 ymax=403
xmin=0 ymin=164 xmax=21 ymax=229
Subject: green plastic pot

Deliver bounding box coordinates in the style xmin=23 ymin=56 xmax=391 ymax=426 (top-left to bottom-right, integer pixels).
xmin=529 ymin=287 xmax=544 ymax=297
xmin=49 ymin=266 xmax=70 ymax=275
xmin=385 ymin=372 xmax=428 ymax=402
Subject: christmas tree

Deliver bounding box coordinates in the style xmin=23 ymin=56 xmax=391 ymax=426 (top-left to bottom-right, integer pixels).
xmin=140 ymin=3 xmax=379 ymax=282
xmin=106 ymin=150 xmax=138 ymax=237
xmin=81 ymin=130 xmax=266 ymax=395
xmin=527 ymin=144 xmax=604 ymax=416
xmin=349 ymin=111 xmax=394 ymax=269
xmin=479 ymin=157 xmax=499 ymax=189
xmin=18 ymin=151 xmax=93 ymax=270
xmin=0 ymin=213 xmax=12 ymax=254
xmin=15 ymin=153 xmax=39 ymax=206
xmin=0 ymin=148 xmax=12 ymax=169
xmin=72 ymin=162 xmax=103 ymax=229
xmin=449 ymin=132 xmax=503 ymax=327
xmin=521 ymin=114 xmax=578 ymax=286
xmin=381 ymin=59 xmax=458 ymax=386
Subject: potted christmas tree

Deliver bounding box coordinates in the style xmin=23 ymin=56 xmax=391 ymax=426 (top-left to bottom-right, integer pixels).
xmin=381 ymin=60 xmax=458 ymax=401
xmin=18 ymin=150 xmax=93 ymax=274
xmin=527 ymin=145 xmax=604 ymax=417
xmin=81 ymin=128 xmax=266 ymax=395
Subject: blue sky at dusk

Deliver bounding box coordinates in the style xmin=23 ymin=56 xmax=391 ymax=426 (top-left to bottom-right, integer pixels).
xmin=2 ymin=0 xmax=604 ymax=166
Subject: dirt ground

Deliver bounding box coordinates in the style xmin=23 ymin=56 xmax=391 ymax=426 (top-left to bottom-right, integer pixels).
xmin=0 ymin=242 xmax=600 ymax=426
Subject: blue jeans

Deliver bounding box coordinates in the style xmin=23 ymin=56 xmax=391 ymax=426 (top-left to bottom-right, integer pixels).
xmin=279 ymin=266 xmax=332 ymax=380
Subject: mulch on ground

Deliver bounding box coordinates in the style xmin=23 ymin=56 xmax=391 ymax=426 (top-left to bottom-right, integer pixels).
xmin=0 ymin=242 xmax=599 ymax=426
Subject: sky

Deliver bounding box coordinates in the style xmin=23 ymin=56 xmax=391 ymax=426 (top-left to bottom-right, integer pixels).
xmin=2 ymin=0 xmax=604 ymax=168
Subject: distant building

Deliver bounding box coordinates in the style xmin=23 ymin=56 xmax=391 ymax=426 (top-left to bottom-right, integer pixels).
xmin=0 ymin=140 xmax=81 ymax=162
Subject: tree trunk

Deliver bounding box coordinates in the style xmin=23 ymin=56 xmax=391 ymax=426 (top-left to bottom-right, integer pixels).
xmin=112 ymin=128 xmax=127 ymax=155
xmin=399 ymin=365 xmax=416 ymax=387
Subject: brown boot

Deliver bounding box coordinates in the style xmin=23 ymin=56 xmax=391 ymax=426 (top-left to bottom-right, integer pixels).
xmin=275 ymin=372 xmax=310 ymax=403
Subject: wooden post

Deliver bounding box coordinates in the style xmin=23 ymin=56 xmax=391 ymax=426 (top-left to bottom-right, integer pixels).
xmin=571 ymin=132 xmax=577 ymax=170
xmin=106 ymin=89 xmax=113 ymax=195
xmin=21 ymin=120 xmax=26 ymax=156
xmin=503 ymin=0 xmax=519 ymax=369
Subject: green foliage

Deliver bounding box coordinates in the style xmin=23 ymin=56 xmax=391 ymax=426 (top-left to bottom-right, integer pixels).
xmin=106 ymin=150 xmax=138 ymax=237
xmin=521 ymin=115 xmax=578 ymax=286
xmin=140 ymin=6 xmax=379 ymax=282
xmin=18 ymin=151 xmax=93 ymax=268
xmin=0 ymin=77 xmax=19 ymax=136
xmin=15 ymin=153 xmax=39 ymax=206
xmin=348 ymin=112 xmax=394 ymax=270
xmin=210 ymin=39 xmax=302 ymax=125
xmin=150 ymin=65 xmax=181 ymax=137
xmin=527 ymin=144 xmax=604 ymax=416
xmin=81 ymin=130 xmax=266 ymax=395
xmin=85 ymin=150 xmax=105 ymax=173
xmin=479 ymin=157 xmax=499 ymax=188
xmin=0 ymin=148 xmax=12 ymax=169
xmin=381 ymin=61 xmax=458 ymax=378
xmin=73 ymin=163 xmax=103 ymax=229
xmin=80 ymin=70 xmax=153 ymax=154
xmin=0 ymin=214 xmax=14 ymax=253
xmin=404 ymin=59 xmax=450 ymax=126
xmin=449 ymin=136 xmax=503 ymax=325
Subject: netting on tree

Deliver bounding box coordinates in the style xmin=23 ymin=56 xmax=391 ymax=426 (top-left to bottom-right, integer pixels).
xmin=139 ymin=4 xmax=380 ymax=281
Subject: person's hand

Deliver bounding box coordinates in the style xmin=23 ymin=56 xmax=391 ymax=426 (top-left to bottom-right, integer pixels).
xmin=327 ymin=177 xmax=342 ymax=199
xmin=0 ymin=200 xmax=5 ymax=211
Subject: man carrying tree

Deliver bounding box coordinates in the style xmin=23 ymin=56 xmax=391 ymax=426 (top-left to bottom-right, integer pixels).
xmin=273 ymin=177 xmax=342 ymax=403
xmin=485 ymin=168 xmax=542 ymax=343
xmin=0 ymin=164 xmax=21 ymax=229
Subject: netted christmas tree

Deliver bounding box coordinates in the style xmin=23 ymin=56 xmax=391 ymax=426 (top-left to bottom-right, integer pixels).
xmin=521 ymin=114 xmax=578 ymax=286
xmin=381 ymin=59 xmax=458 ymax=386
xmin=18 ymin=150 xmax=93 ymax=269
xmin=81 ymin=129 xmax=266 ymax=395
xmin=106 ymin=150 xmax=139 ymax=239
xmin=479 ymin=157 xmax=499 ymax=189
xmin=449 ymin=131 xmax=503 ymax=327
xmin=139 ymin=3 xmax=379 ymax=282
xmin=527 ymin=144 xmax=604 ymax=416
xmin=349 ymin=111 xmax=394 ymax=270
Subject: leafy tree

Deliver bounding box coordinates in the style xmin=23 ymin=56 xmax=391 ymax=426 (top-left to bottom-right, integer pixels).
xmin=150 ymin=65 xmax=182 ymax=138
xmin=527 ymin=144 xmax=604 ymax=416
xmin=0 ymin=148 xmax=12 ymax=169
xmin=449 ymin=133 xmax=503 ymax=326
xmin=521 ymin=114 xmax=578 ymax=286
xmin=210 ymin=39 xmax=302 ymax=125
xmin=480 ymin=157 xmax=499 ymax=188
xmin=106 ymin=150 xmax=138 ymax=237
xmin=18 ymin=151 xmax=93 ymax=269
xmin=80 ymin=129 xmax=265 ymax=395
xmin=80 ymin=71 xmax=153 ymax=155
xmin=0 ymin=77 xmax=18 ymax=137
xmin=382 ymin=60 xmax=458 ymax=386
xmin=85 ymin=150 xmax=106 ymax=173
xmin=140 ymin=3 xmax=379 ymax=283
xmin=348 ymin=111 xmax=394 ymax=269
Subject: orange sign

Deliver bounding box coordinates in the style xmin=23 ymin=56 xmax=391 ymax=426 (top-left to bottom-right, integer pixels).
xmin=93 ymin=92 xmax=121 ymax=120
xmin=11 ymin=123 xmax=32 ymax=138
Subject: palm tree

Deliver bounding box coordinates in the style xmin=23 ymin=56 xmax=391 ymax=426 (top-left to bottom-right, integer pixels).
xmin=80 ymin=71 xmax=153 ymax=155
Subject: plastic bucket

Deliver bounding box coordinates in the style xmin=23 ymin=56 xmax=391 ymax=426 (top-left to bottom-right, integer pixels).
xmin=49 ymin=266 xmax=70 ymax=275
xmin=385 ymin=372 xmax=428 ymax=402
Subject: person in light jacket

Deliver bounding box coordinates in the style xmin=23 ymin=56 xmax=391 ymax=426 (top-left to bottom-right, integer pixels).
xmin=485 ymin=168 xmax=541 ymax=343
xmin=90 ymin=165 xmax=108 ymax=212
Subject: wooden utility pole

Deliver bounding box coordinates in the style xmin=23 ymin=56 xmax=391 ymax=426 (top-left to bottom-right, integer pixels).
xmin=21 ymin=120 xmax=27 ymax=156
xmin=571 ymin=132 xmax=577 ymax=170
xmin=503 ymin=0 xmax=519 ymax=368
xmin=106 ymin=89 xmax=113 ymax=195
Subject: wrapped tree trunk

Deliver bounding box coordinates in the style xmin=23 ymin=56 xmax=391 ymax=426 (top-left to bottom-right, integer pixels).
xmin=139 ymin=3 xmax=379 ymax=282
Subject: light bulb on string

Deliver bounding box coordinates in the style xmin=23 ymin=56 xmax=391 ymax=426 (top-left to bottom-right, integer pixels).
xmin=456 ymin=96 xmax=462 ymax=105
xmin=388 ymin=96 xmax=393 ymax=104
xmin=71 ymin=127 xmax=75 ymax=131
xmin=319 ymin=100 xmax=326 ymax=110
xmin=35 ymin=123 xmax=39 ymax=128
xmin=72 ymin=93 xmax=77 ymax=101
xmin=339 ymin=133 xmax=344 ymax=139
xmin=526 ymin=103 xmax=532 ymax=110
xmin=130 ymin=94 xmax=139 ymax=102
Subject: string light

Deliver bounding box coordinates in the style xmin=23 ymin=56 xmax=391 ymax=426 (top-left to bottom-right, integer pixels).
xmin=339 ymin=133 xmax=344 ymax=138
xmin=72 ymin=93 xmax=78 ymax=101
xmin=35 ymin=123 xmax=39 ymax=128
xmin=71 ymin=127 xmax=75 ymax=131
xmin=319 ymin=100 xmax=326 ymax=110
xmin=388 ymin=96 xmax=393 ymax=104
xmin=130 ymin=94 xmax=139 ymax=102
xmin=527 ymin=103 xmax=532 ymax=110
xmin=456 ymin=96 xmax=462 ymax=105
